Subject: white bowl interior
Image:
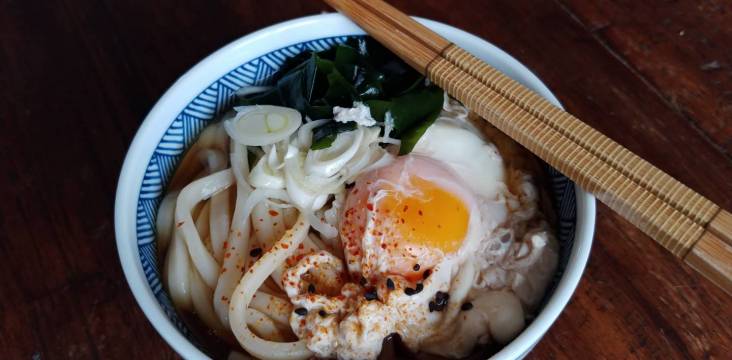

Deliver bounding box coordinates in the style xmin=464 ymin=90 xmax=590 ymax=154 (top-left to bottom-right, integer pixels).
xmin=115 ymin=13 xmax=595 ymax=360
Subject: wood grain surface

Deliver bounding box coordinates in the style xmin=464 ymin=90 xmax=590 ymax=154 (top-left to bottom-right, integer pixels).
xmin=1 ymin=0 xmax=730 ymax=359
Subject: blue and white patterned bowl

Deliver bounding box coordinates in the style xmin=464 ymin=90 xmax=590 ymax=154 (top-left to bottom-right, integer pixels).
xmin=115 ymin=13 xmax=595 ymax=360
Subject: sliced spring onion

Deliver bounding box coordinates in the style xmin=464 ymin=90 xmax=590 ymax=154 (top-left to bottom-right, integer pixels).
xmin=225 ymin=105 xmax=302 ymax=146
xmin=305 ymin=128 xmax=364 ymax=178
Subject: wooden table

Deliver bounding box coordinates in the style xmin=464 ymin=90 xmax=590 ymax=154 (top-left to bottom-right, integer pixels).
xmin=2 ymin=0 xmax=730 ymax=359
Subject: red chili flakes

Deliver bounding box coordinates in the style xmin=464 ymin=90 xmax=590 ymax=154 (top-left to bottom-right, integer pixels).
xmin=221 ymin=267 xmax=227 ymax=273
xmin=403 ymin=205 xmax=408 ymax=212
xmin=224 ymin=252 xmax=231 ymax=259
xmin=366 ymin=203 xmax=374 ymax=211
xmin=418 ymin=210 xmax=423 ymax=216
xmin=282 ymin=243 xmax=289 ymax=249
xmin=269 ymin=209 xmax=279 ymax=217
xmin=223 ymin=241 xmax=229 ymax=249
xmin=298 ymin=243 xmax=304 ymax=250
xmin=381 ymin=243 xmax=387 ymax=249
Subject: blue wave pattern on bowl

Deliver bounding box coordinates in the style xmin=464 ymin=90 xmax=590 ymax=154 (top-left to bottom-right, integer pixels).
xmin=135 ymin=35 xmax=576 ymax=342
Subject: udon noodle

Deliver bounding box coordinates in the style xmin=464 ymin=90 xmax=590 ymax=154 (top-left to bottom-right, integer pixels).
xmin=157 ymin=78 xmax=557 ymax=359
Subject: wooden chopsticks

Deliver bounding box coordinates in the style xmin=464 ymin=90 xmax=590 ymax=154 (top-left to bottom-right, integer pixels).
xmin=324 ymin=0 xmax=732 ymax=295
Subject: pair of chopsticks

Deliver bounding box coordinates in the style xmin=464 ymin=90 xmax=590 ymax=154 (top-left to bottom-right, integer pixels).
xmin=324 ymin=0 xmax=732 ymax=295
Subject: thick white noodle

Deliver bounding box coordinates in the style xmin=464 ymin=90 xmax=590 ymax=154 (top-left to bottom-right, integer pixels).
xmin=252 ymin=201 xmax=290 ymax=288
xmin=253 ymin=202 xmax=275 ymax=246
xmin=176 ymin=169 xmax=235 ymax=288
xmin=213 ymin=144 xmax=253 ymax=326
xmin=156 ymin=190 xmax=179 ymax=256
xmin=165 ymin=228 xmax=193 ymax=310
xmin=190 ymin=265 xmax=226 ymax=332
xmin=229 ymin=214 xmax=313 ymax=360
xmin=210 ymin=187 xmax=231 ymax=262
xmin=250 ymin=291 xmax=293 ymax=327
xmin=199 ymin=146 xmax=231 ymax=263
xmin=246 ymin=308 xmax=287 ymax=342
xmin=194 ymin=201 xmax=212 ymax=252
xmin=239 ymin=188 xmax=293 ymax=285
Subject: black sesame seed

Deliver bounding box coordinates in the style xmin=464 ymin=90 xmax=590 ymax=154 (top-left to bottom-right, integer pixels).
xmin=461 ymin=302 xmax=474 ymax=311
xmin=413 ymin=263 xmax=421 ymax=271
xmin=294 ymin=308 xmax=307 ymax=316
xmin=249 ymin=247 xmax=263 ymax=257
xmin=434 ymin=291 xmax=450 ymax=307
xmin=359 ymin=276 xmax=368 ymax=286
xmin=415 ymin=283 xmax=424 ymax=293
xmin=386 ymin=278 xmax=395 ymax=290
xmin=308 ymin=284 xmax=316 ymax=293
xmin=422 ymin=269 xmax=432 ymax=280
xmin=404 ymin=287 xmax=416 ymax=296
xmin=319 ymin=310 xmax=327 ymax=317
xmin=428 ymin=301 xmax=437 ymax=312
xmin=364 ymin=288 xmax=378 ymax=301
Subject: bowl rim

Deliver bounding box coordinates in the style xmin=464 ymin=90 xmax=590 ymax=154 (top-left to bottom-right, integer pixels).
xmin=115 ymin=12 xmax=595 ymax=360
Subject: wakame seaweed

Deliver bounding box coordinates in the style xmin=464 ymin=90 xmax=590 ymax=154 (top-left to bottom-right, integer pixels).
xmin=235 ymin=37 xmax=443 ymax=152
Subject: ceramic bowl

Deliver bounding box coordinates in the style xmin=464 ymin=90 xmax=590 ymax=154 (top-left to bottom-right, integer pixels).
xmin=115 ymin=13 xmax=595 ymax=360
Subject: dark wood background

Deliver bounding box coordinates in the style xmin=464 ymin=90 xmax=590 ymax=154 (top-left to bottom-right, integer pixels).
xmin=2 ymin=0 xmax=731 ymax=359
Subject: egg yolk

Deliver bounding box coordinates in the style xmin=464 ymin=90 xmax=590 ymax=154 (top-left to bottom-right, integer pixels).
xmin=340 ymin=155 xmax=475 ymax=280
xmin=375 ymin=177 xmax=469 ymax=255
